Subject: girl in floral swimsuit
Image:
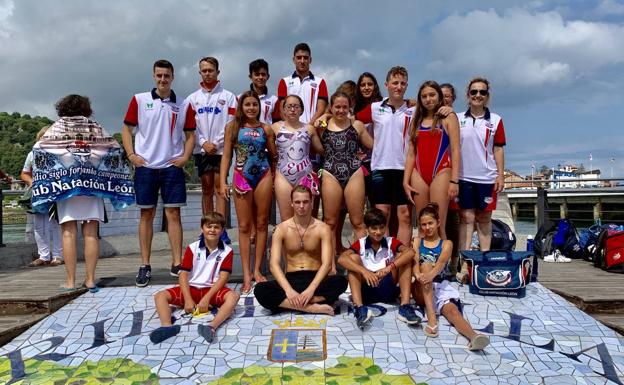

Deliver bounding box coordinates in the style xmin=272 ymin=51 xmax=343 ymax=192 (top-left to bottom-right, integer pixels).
xmin=220 ymin=91 xmax=277 ymax=293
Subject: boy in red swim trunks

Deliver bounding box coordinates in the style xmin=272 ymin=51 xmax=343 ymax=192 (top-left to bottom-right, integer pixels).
xmin=150 ymin=212 xmax=240 ymax=344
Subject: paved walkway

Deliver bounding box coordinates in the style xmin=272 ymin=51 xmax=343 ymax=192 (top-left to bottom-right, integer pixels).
xmin=1 ymin=272 xmax=623 ymax=384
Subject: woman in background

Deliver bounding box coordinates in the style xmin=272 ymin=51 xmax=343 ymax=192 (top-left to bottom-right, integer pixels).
xmin=22 ymin=125 xmax=63 ymax=267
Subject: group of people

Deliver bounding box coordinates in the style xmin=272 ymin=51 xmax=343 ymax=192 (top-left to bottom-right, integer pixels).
xmin=24 ymin=41 xmax=506 ymax=351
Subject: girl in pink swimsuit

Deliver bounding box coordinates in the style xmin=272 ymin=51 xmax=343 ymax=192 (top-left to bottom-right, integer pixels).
xmin=271 ymin=95 xmax=323 ymax=220
xmin=403 ymin=81 xmax=460 ymax=238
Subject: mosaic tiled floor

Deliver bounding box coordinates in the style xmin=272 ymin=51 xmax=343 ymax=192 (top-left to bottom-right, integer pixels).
xmin=1 ymin=282 xmax=623 ymax=385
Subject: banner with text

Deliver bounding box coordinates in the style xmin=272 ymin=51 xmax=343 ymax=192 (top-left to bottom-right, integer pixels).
xmin=31 ymin=118 xmax=134 ymax=213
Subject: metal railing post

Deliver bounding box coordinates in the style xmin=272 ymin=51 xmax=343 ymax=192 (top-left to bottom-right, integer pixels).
xmin=536 ymin=187 xmax=549 ymax=228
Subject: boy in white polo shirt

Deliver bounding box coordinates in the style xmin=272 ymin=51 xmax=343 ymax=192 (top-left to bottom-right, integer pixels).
xmin=150 ymin=212 xmax=240 ymax=344
xmin=122 ymin=59 xmax=196 ymax=287
xmin=185 ymin=57 xmax=237 ymax=244
xmin=276 ymin=43 xmax=328 ymax=124
xmin=355 ymin=66 xmax=414 ymax=247
xmin=338 ymin=208 xmax=420 ymax=330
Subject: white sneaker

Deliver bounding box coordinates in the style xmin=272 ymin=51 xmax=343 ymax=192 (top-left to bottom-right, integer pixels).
xmin=555 ymin=250 xmax=572 ymax=263
xmin=544 ymin=253 xmax=557 ymax=262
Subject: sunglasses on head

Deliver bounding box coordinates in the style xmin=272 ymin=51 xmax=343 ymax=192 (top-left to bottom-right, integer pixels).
xmin=469 ymin=89 xmax=489 ymax=96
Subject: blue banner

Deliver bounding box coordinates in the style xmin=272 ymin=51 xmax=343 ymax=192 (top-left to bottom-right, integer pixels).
xmin=30 ymin=117 xmax=134 ymax=213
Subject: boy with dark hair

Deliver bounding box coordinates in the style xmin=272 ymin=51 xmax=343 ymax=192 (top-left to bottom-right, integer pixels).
xmin=338 ymin=208 xmax=420 ymax=329
xmin=247 ymin=58 xmax=279 ymax=124
xmin=150 ymin=212 xmax=240 ymax=344
xmin=277 ymin=42 xmax=328 ymax=124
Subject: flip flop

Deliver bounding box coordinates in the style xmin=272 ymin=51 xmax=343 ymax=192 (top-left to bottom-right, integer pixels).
xmin=58 ymin=286 xmax=79 ymax=293
xmin=87 ymin=285 xmax=100 ymax=294
xmin=240 ymin=282 xmax=255 ymax=295
xmin=423 ymin=324 xmax=439 ymax=338
xmin=82 ymin=283 xmax=100 ymax=293
xmin=191 ymin=307 xmax=212 ymax=318
xmin=468 ymin=334 xmax=490 ymax=351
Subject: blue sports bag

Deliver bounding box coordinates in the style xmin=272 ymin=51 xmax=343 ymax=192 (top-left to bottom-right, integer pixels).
xmin=461 ymin=250 xmax=534 ymax=298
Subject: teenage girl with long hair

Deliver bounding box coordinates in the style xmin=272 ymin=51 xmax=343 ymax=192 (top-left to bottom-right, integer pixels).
xmin=220 ymin=91 xmax=277 ymax=294
xmin=403 ymin=80 xmax=460 ymax=239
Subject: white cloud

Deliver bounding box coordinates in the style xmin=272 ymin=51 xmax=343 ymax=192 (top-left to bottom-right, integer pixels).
xmin=428 ymin=8 xmax=624 ymax=87
xmin=594 ymin=0 xmax=624 ymax=16
xmin=356 ymin=49 xmax=372 ymax=59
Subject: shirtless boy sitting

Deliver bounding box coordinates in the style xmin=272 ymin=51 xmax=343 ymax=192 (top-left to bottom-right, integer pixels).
xmin=254 ymin=185 xmax=347 ymax=314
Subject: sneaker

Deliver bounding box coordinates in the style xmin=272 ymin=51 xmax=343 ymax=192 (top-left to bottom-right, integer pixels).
xmin=198 ymin=324 xmax=216 ymax=343
xmin=220 ymin=229 xmax=232 ymax=245
xmin=135 ymin=265 xmax=151 ymax=287
xmin=543 ymin=253 xmax=557 ymax=263
xmin=555 ymin=250 xmax=572 ymax=263
xmin=170 ymin=264 xmax=182 ymax=277
xmin=149 ymin=325 xmax=181 ymax=344
xmin=397 ymin=304 xmax=422 ymax=325
xmin=354 ymin=305 xmax=373 ymax=330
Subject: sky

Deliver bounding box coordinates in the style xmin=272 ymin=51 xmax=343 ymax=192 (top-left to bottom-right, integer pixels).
xmin=1 ymin=0 xmax=623 ymax=178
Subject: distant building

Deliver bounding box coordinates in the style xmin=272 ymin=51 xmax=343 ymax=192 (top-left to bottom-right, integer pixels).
xmin=504 ymin=170 xmax=534 ymax=189
xmin=550 ymin=168 xmax=603 ymax=189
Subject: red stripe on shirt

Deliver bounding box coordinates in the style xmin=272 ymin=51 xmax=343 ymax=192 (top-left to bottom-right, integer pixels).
xmin=123 ymin=96 xmax=139 ymax=126
xmin=170 ymin=112 xmax=177 ymax=137
xmin=184 ymin=104 xmax=196 ymax=130
xmin=494 ymin=119 xmax=506 ymax=146
xmin=277 ymin=79 xmax=287 ymax=99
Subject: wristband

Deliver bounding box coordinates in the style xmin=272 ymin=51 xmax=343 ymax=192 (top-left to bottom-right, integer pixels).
xmin=449 ymin=180 xmax=459 ymax=185
xmin=128 ymin=153 xmax=135 ymax=158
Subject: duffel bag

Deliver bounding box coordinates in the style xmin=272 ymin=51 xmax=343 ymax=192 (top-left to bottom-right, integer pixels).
xmin=461 ymin=250 xmax=534 ymax=298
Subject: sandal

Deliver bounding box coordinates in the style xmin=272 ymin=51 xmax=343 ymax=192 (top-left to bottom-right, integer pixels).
xmin=468 ymin=334 xmax=490 ymax=351
xmin=29 ymin=258 xmax=50 ymax=267
xmin=423 ymin=324 xmax=439 ymax=338
xmin=50 ymin=258 xmax=64 ymax=266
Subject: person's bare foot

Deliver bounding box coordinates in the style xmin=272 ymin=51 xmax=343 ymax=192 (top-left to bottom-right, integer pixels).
xmin=306 ymin=303 xmax=334 ymax=315
xmin=253 ymin=272 xmax=267 ymax=283
xmin=241 ymin=277 xmax=254 ymax=294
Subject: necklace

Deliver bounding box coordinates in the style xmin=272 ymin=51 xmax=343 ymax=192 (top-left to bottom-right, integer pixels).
xmin=294 ymin=216 xmax=312 ymax=248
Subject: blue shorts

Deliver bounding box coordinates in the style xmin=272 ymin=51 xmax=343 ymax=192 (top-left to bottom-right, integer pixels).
xmin=371 ymin=169 xmax=409 ymax=206
xmin=361 ymin=274 xmax=400 ymax=305
xmin=457 ymin=180 xmax=497 ymax=211
xmin=134 ymin=166 xmax=186 ymax=208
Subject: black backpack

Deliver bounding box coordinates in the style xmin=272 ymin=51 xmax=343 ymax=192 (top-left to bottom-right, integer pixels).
xmin=490 ymin=219 xmax=516 ymax=251
xmin=534 ymin=220 xmax=557 ymax=257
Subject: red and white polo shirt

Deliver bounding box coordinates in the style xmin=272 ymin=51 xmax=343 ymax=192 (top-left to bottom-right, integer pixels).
xmin=124 ymin=89 xmax=196 ymax=169
xmin=277 ymin=71 xmax=328 ymax=124
xmin=180 ymin=237 xmax=234 ymax=288
xmin=457 ymin=108 xmax=506 ymax=183
xmin=356 ymin=99 xmax=414 ymax=171
xmin=349 ymin=236 xmax=402 ymax=271
xmin=184 ymin=82 xmax=237 ymax=155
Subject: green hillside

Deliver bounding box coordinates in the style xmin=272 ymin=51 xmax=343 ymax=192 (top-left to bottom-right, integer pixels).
xmin=0 ymin=112 xmax=197 ymax=184
xmin=0 ymin=112 xmax=54 ymax=178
